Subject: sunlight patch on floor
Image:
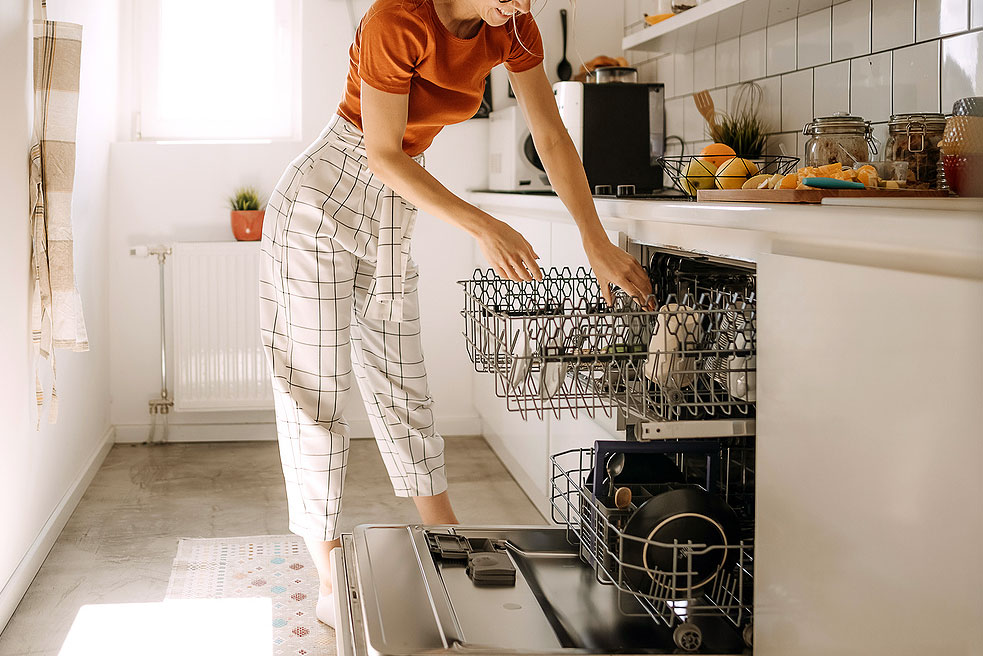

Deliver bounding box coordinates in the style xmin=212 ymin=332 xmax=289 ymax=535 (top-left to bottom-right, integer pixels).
xmin=58 ymin=598 xmax=272 ymax=655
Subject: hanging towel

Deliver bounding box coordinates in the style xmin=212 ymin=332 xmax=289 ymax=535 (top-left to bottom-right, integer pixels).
xmin=30 ymin=0 xmax=88 ymax=427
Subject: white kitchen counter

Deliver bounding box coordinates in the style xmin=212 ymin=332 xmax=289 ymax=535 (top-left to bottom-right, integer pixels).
xmin=470 ymin=191 xmax=983 ymax=279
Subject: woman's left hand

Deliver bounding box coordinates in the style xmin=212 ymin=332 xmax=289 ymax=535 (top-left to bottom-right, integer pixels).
xmin=584 ymin=238 xmax=654 ymax=308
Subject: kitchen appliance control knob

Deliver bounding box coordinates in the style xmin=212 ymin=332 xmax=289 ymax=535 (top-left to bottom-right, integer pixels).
xmin=594 ymin=185 xmax=612 ymax=195
xmin=616 ymin=184 xmax=636 ymax=197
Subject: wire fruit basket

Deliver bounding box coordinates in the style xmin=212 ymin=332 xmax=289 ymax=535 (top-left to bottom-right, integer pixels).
xmin=550 ymin=444 xmax=755 ymax=651
xmin=460 ymin=265 xmax=756 ymax=422
xmin=660 ymin=154 xmax=800 ymax=197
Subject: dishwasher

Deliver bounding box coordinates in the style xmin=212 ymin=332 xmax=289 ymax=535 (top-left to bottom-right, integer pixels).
xmin=332 ymin=245 xmax=758 ymax=655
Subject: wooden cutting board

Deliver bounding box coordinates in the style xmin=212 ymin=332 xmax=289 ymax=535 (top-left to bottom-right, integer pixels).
xmin=697 ymin=188 xmax=949 ymax=204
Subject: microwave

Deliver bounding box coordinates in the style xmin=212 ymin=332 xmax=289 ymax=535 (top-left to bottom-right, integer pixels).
xmin=487 ymin=104 xmax=552 ymax=192
xmin=554 ymin=81 xmax=665 ymax=194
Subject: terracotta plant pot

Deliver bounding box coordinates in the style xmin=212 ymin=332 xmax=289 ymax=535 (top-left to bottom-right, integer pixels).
xmin=230 ymin=209 xmax=265 ymax=241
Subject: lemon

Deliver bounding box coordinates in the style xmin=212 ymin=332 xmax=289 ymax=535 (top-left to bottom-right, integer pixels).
xmin=682 ymin=159 xmax=717 ymax=195
xmin=714 ymin=157 xmax=759 ymax=190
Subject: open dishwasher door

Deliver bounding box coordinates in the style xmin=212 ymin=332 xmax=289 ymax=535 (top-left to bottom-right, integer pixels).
xmin=333 ymin=525 xmax=747 ymax=656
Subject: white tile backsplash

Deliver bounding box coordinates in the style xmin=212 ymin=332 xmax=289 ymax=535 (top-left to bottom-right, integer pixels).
xmin=872 ymin=0 xmax=915 ymax=51
xmin=813 ymin=61 xmax=851 ymax=116
xmin=657 ymin=55 xmax=675 ymax=98
xmin=741 ymin=0 xmax=771 ymax=33
xmin=782 ymin=69 xmax=815 ymax=131
xmin=740 ymin=29 xmax=768 ymax=81
xmin=832 ymin=0 xmax=871 ymax=60
xmin=716 ymin=38 xmax=741 ymax=88
xmin=916 ymin=0 xmax=969 ymax=40
xmin=684 ymin=98 xmax=707 ymax=142
xmin=942 ymin=30 xmax=983 ymax=111
xmin=665 ymin=97 xmax=686 ymax=142
xmin=851 ymin=52 xmax=893 ymax=122
xmin=674 ymin=53 xmax=695 ymax=97
xmin=767 ymin=19 xmax=798 ymax=75
xmin=893 ymin=41 xmax=941 ymax=113
xmin=758 ymin=76 xmax=783 ymax=133
xmin=694 ymin=45 xmax=716 ymax=91
xmin=626 ymin=0 xmax=980 ymax=152
xmin=797 ymin=9 xmax=832 ymax=68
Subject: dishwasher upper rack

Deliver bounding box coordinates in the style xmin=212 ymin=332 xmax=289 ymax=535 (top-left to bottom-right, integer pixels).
xmin=460 ymin=267 xmax=757 ymax=422
xmin=549 ymin=445 xmax=754 ymax=649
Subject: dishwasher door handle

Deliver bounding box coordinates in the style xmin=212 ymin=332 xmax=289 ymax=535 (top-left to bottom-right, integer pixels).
xmin=333 ymin=535 xmax=363 ymax=656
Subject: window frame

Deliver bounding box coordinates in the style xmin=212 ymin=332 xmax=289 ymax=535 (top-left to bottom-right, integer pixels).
xmin=131 ymin=0 xmax=302 ymax=142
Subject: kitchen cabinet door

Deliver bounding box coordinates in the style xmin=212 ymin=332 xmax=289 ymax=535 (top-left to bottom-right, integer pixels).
xmin=755 ymin=253 xmax=983 ymax=656
xmin=471 ymin=213 xmax=553 ymax=519
xmin=549 ymin=222 xmax=623 ymax=271
xmin=472 ymin=372 xmax=550 ymax=520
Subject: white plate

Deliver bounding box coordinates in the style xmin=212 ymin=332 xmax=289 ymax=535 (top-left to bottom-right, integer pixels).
xmin=539 ymin=336 xmax=568 ymax=400
xmin=508 ymin=326 xmax=532 ymax=388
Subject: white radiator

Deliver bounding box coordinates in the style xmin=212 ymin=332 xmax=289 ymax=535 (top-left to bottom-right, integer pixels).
xmin=171 ymin=242 xmax=272 ymax=411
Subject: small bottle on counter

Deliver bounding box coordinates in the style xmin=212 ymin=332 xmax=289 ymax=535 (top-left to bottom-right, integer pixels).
xmin=802 ymin=113 xmax=876 ymax=168
xmin=885 ymin=113 xmax=947 ymax=188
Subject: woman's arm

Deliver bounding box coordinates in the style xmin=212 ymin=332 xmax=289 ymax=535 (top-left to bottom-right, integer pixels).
xmin=509 ymin=64 xmax=653 ymax=306
xmin=360 ymin=83 xmax=542 ymax=282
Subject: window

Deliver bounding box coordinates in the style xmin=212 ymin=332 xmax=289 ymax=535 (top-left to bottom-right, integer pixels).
xmin=134 ymin=0 xmax=301 ymax=141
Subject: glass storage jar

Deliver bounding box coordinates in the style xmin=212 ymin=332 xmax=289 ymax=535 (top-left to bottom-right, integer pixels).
xmin=802 ymin=113 xmax=876 ymax=167
xmin=885 ymin=113 xmax=946 ymax=188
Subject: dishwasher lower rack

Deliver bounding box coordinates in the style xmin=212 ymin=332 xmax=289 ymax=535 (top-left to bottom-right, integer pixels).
xmin=549 ymin=445 xmax=754 ymax=649
xmin=460 ymin=267 xmax=756 ymax=422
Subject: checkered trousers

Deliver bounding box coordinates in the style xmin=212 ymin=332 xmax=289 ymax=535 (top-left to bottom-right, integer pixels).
xmin=259 ymin=115 xmax=447 ymax=542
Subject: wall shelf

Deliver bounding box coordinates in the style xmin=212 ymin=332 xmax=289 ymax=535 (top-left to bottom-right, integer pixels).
xmin=622 ymin=0 xmax=849 ymax=56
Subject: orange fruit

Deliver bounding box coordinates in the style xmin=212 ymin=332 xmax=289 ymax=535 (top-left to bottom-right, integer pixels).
xmin=699 ymin=143 xmax=737 ymax=168
xmin=779 ymin=173 xmax=798 ymax=189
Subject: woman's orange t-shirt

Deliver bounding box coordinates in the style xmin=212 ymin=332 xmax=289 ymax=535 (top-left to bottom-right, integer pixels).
xmin=337 ymin=0 xmax=544 ymax=156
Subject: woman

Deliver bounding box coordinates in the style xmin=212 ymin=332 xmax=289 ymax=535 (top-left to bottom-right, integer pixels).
xmin=259 ymin=0 xmax=652 ymax=627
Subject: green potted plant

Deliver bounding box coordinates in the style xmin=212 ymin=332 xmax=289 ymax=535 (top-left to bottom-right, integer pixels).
xmin=710 ymin=82 xmax=769 ymax=158
xmin=228 ymin=186 xmax=265 ymax=241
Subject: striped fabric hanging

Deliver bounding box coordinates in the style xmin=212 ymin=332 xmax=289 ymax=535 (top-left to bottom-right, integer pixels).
xmin=30 ymin=0 xmax=89 ymax=427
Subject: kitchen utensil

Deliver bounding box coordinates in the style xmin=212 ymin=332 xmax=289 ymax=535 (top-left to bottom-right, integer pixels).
xmin=622 ymin=485 xmax=742 ymax=594
xmin=952 ymin=96 xmax=983 ymax=117
xmin=507 ymin=325 xmax=532 ymax=387
xmin=943 ymin=154 xmax=983 ymax=197
xmin=606 ymin=452 xmax=626 ymax=499
xmin=726 ymin=355 xmax=756 ymax=402
xmin=594 ymin=66 xmax=638 ymax=84
xmin=802 ymin=177 xmax=866 ymax=189
xmin=643 ymin=303 xmax=704 ymax=387
xmin=592 ymin=440 xmax=686 ymax=499
xmin=557 ymin=9 xmax=572 ymax=81
xmin=885 ymin=113 xmax=946 ymax=187
xmin=539 ymin=334 xmax=568 ymax=400
xmin=853 ymin=160 xmax=909 ymax=182
xmin=614 ymin=487 xmax=632 ymax=510
xmin=693 ymin=89 xmax=716 ymax=133
xmin=802 ymin=113 xmax=876 ymax=167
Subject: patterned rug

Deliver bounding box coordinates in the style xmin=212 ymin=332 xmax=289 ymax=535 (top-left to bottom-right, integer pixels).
xmin=165 ymin=535 xmax=336 ymax=655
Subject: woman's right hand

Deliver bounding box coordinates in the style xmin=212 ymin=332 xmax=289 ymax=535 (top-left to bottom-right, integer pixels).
xmin=476 ymin=218 xmax=543 ymax=282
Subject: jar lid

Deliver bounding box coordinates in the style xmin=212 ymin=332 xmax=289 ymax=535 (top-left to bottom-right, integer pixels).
xmin=889 ymin=113 xmax=947 ymax=130
xmin=803 ymin=112 xmax=870 ymax=135
xmin=952 ymin=96 xmax=983 ymax=117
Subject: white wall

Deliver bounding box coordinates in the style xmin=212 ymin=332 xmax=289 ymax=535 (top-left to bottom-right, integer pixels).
xmin=625 ymin=0 xmax=983 ymax=157
xmin=0 ymin=0 xmax=117 ymax=632
xmin=109 ymin=0 xmax=485 ymax=441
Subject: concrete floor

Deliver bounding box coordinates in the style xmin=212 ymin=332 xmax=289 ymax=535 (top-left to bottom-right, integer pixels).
xmin=0 ymin=436 xmax=543 ymax=656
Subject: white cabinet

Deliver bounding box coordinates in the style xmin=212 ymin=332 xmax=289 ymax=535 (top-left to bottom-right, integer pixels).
xmin=755 ymin=253 xmax=983 ymax=656
xmin=470 ymin=213 xmax=627 ymax=517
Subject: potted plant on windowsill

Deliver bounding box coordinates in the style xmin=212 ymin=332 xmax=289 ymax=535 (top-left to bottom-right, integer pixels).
xmin=228 ymin=186 xmax=265 ymax=241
